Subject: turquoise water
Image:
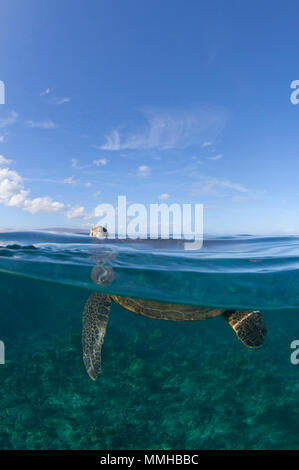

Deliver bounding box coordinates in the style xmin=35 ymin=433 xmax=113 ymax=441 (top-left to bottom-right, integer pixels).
xmin=0 ymin=231 xmax=299 ymax=449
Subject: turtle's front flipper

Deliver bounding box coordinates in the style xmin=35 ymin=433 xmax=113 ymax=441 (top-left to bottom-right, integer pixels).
xmin=222 ymin=310 xmax=267 ymax=348
xmin=82 ymin=293 xmax=111 ymax=380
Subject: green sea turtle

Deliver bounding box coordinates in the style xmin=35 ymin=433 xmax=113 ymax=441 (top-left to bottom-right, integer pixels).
xmin=83 ymin=227 xmax=267 ymax=380
xmin=82 ymin=291 xmax=267 ymax=381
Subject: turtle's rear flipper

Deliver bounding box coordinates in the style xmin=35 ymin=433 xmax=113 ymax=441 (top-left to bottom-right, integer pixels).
xmin=222 ymin=310 xmax=266 ymax=348
xmin=82 ymin=293 xmax=111 ymax=380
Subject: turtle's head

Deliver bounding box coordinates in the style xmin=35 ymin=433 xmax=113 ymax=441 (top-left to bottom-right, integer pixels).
xmin=89 ymin=225 xmax=108 ymax=238
xmin=91 ymin=264 xmax=114 ymax=286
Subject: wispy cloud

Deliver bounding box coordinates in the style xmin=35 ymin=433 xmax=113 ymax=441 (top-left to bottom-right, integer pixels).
xmin=0 ymin=136 xmax=5 ymax=143
xmin=63 ymin=176 xmax=92 ymax=188
xmin=25 ymin=119 xmax=55 ymax=129
xmin=165 ymin=160 xmax=203 ymax=178
xmin=166 ymin=161 xmax=261 ymax=201
xmin=202 ymin=141 xmax=212 ymax=147
xmin=0 ymin=110 xmax=18 ymax=129
xmin=98 ymin=107 xmax=227 ymax=151
xmin=66 ymin=206 xmax=89 ymax=219
xmin=40 ymin=88 xmax=51 ymax=96
xmin=158 ymin=193 xmax=170 ymax=200
xmin=53 ymin=97 xmax=71 ymax=105
xmin=137 ymin=165 xmax=151 ymax=177
xmin=93 ymin=158 xmax=107 ymax=166
xmin=191 ymin=156 xmax=203 ymax=163
xmin=93 ymin=190 xmax=101 ymax=200
xmin=207 ymin=154 xmax=223 ymax=161
xmin=98 ymin=129 xmax=120 ymax=151
xmin=71 ymin=158 xmax=93 ymax=170
xmin=40 ymin=88 xmax=70 ymax=105
xmin=200 ymin=178 xmax=250 ymax=194
xmin=63 ymin=176 xmax=78 ymax=186
xmin=0 ymin=155 xmax=12 ymax=165
xmin=66 ymin=205 xmax=101 ymax=219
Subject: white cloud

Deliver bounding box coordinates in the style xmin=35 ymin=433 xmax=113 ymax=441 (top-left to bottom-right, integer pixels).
xmin=71 ymin=158 xmax=78 ymax=168
xmin=85 ymin=182 xmax=92 ymax=187
xmin=158 ymin=193 xmax=170 ymax=200
xmin=66 ymin=206 xmax=88 ymax=219
xmin=0 ymin=136 xmax=5 ymax=143
xmin=22 ymin=197 xmax=64 ymax=214
xmin=0 ymin=165 xmax=64 ymax=214
xmin=138 ymin=165 xmax=151 ymax=177
xmin=0 ymin=155 xmax=12 ymax=165
xmin=25 ymin=120 xmax=55 ymax=129
xmin=40 ymin=88 xmax=51 ymax=96
xmin=98 ymin=108 xmax=227 ymax=151
xmin=0 ymin=154 xmax=104 ymax=219
xmin=208 ymin=154 xmax=223 ymax=161
xmin=0 ymin=110 xmax=18 ymax=129
xmin=202 ymin=141 xmax=212 ymax=147
xmin=93 ymin=158 xmax=107 ymax=166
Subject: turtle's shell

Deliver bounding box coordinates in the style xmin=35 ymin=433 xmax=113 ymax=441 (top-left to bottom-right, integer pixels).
xmin=111 ymin=295 xmax=224 ymax=321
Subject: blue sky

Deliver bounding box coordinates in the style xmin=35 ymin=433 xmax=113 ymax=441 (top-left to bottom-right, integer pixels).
xmin=1 ymin=0 xmax=299 ymax=234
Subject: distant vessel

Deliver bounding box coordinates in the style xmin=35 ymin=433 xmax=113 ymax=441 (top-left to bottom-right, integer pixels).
xmin=89 ymin=225 xmax=108 ymax=238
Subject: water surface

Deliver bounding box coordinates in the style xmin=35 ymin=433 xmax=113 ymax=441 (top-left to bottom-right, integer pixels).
xmin=0 ymin=231 xmax=298 ymax=449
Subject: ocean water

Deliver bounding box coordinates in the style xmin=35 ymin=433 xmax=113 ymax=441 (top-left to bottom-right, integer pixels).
xmin=0 ymin=230 xmax=299 ymax=449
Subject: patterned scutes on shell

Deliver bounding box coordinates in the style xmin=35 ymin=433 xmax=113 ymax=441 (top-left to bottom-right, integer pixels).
xmin=111 ymin=295 xmax=224 ymax=321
